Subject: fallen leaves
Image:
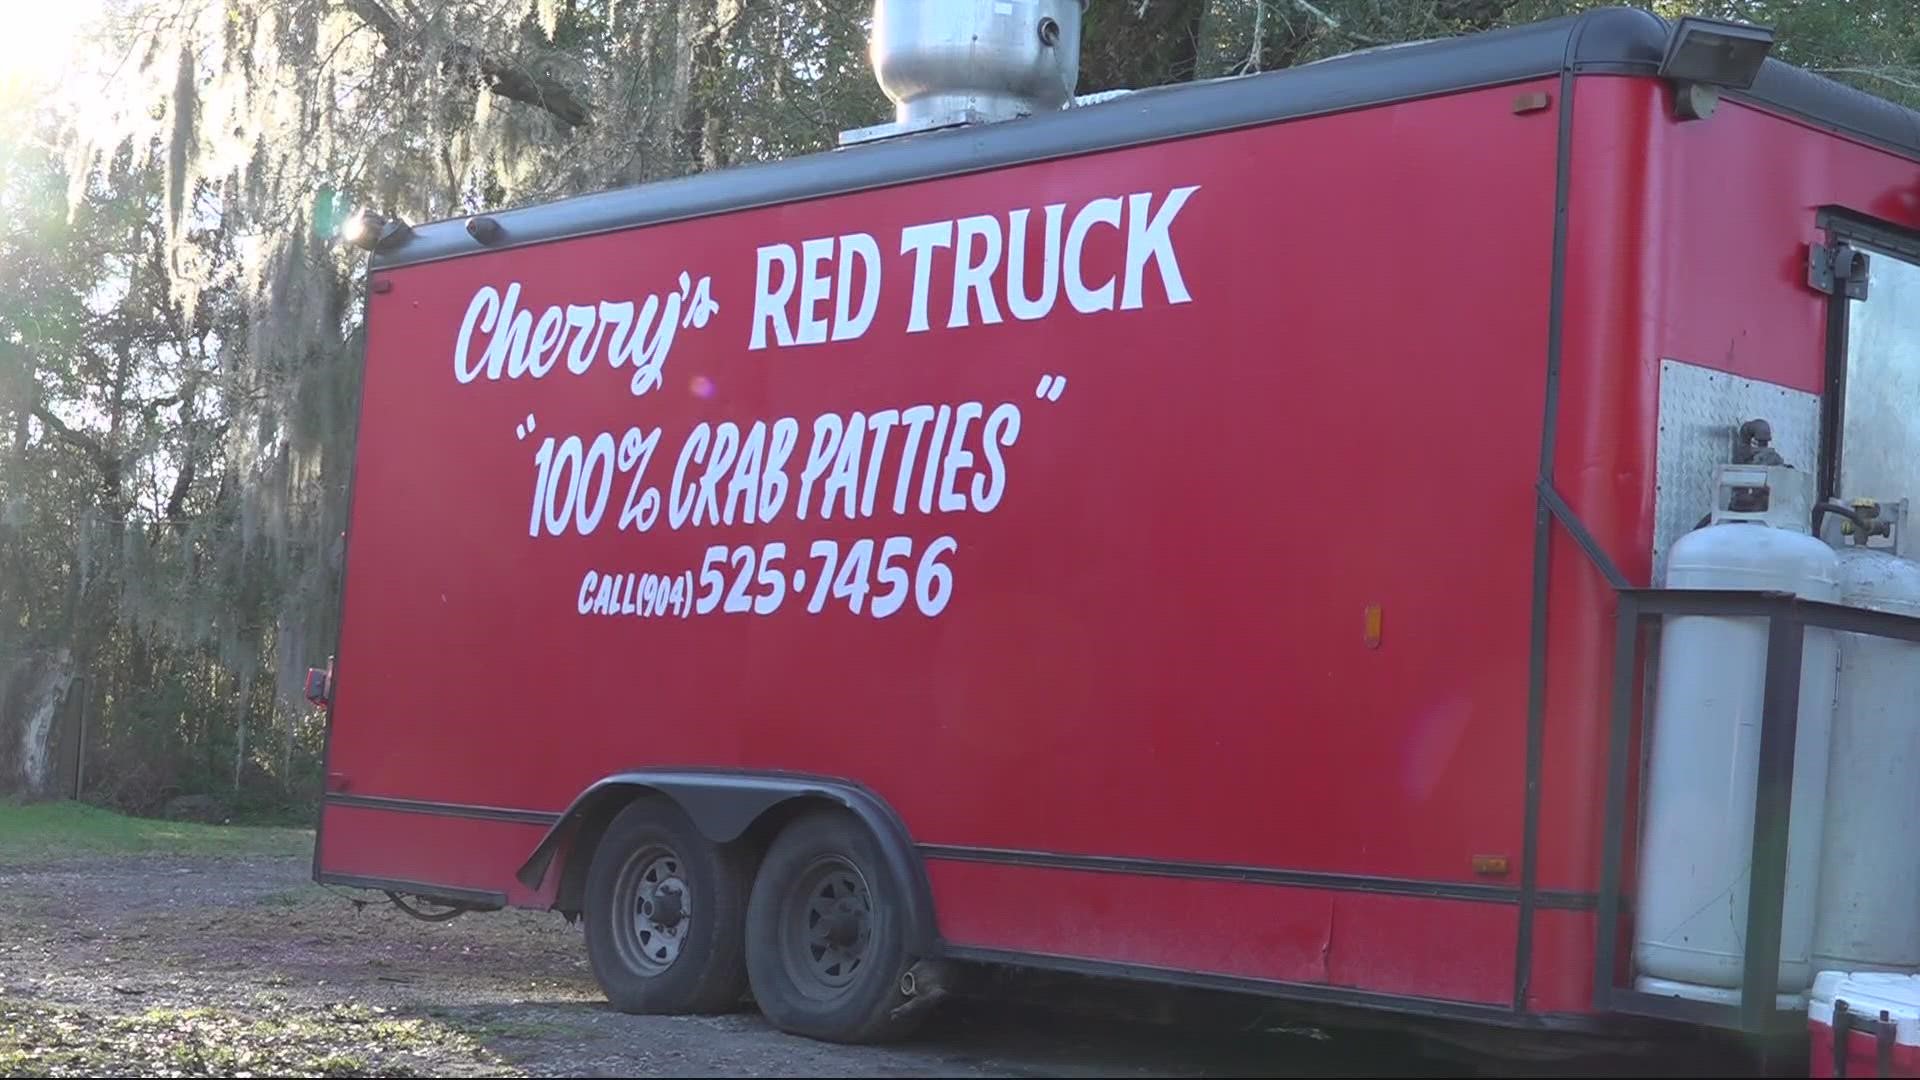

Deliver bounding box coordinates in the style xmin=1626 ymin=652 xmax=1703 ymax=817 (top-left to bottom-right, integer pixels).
xmin=0 ymin=999 xmax=521 ymax=1078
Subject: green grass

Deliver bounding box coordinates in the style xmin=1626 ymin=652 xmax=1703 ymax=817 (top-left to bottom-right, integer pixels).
xmin=0 ymin=800 xmax=313 ymax=860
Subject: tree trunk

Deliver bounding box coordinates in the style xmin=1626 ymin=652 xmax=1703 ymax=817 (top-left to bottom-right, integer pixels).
xmin=233 ymin=667 xmax=253 ymax=792
xmin=0 ymin=648 xmax=76 ymax=798
xmin=680 ymin=0 xmax=729 ymax=172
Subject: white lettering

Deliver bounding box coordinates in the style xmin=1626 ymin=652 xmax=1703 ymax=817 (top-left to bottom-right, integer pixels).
xmin=973 ymin=403 xmax=1021 ymax=511
xmin=950 ymin=216 xmax=1003 ymax=329
xmin=1007 ymin=206 xmax=1064 ymax=321
xmin=762 ymin=418 xmax=798 ymax=520
xmin=893 ymin=405 xmax=936 ymax=514
xmin=822 ymin=412 xmax=866 ymax=519
xmin=797 ymin=237 xmax=835 ymax=346
xmin=724 ymin=421 xmax=767 ymax=525
xmin=939 ymin=401 xmax=983 ymax=512
xmin=451 ymin=271 xmax=714 ymax=396
xmin=752 ymin=244 xmax=797 ymax=350
xmin=917 ymin=404 xmax=952 ymax=514
xmin=1066 ymin=198 xmax=1122 ymax=313
xmin=484 ymin=283 xmax=534 ymax=378
xmin=834 ymin=233 xmax=882 ymax=342
xmin=670 ymin=424 xmax=711 ymax=529
xmin=563 ymin=304 xmax=600 ymax=374
xmin=797 ymin=413 xmax=844 ymax=520
xmin=900 ymin=221 xmax=954 ymax=334
xmin=524 ymin=307 xmax=563 ymax=378
xmin=455 ymin=286 xmax=500 ymax=384
xmin=861 ymin=409 xmax=900 ymax=517
xmin=695 ymin=422 xmax=739 ymax=528
xmin=606 ymin=295 xmax=678 ymax=397
xmin=1123 ymin=185 xmax=1199 ymax=309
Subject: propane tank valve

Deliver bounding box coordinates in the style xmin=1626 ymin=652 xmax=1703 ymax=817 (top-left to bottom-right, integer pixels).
xmin=1734 ymin=418 xmax=1785 ymax=466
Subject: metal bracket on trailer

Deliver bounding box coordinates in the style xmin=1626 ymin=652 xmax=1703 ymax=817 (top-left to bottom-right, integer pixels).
xmin=1592 ymin=588 xmax=1920 ymax=1035
xmin=1808 ymin=240 xmax=1872 ymax=301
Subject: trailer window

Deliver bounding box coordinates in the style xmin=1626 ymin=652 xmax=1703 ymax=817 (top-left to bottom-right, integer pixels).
xmin=1835 ymin=244 xmax=1920 ymax=508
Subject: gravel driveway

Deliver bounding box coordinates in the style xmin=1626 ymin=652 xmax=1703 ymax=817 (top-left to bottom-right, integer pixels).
xmin=0 ymin=852 xmax=1724 ymax=1077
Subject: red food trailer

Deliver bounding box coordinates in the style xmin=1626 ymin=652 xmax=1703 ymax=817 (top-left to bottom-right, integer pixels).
xmin=308 ymin=1 xmax=1920 ymax=1065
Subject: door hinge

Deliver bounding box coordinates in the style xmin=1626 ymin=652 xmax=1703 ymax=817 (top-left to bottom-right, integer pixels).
xmin=1809 ymin=240 xmax=1871 ymax=299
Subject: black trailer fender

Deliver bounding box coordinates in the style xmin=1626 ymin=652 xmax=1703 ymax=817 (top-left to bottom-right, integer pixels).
xmin=516 ymin=769 xmax=938 ymax=954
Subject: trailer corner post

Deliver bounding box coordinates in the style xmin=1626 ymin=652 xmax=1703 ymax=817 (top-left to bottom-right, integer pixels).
xmin=1741 ymin=610 xmax=1806 ymax=1033
xmin=1592 ymin=589 xmax=1643 ymax=1015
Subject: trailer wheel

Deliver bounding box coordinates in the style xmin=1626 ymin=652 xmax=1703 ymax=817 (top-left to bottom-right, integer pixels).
xmin=744 ymin=808 xmax=919 ymax=1044
xmin=582 ymin=796 xmax=751 ymax=1015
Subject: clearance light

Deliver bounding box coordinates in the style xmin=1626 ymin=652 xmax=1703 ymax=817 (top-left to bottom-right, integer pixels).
xmin=1659 ymin=16 xmax=1775 ymax=120
xmin=340 ymin=208 xmax=412 ymax=253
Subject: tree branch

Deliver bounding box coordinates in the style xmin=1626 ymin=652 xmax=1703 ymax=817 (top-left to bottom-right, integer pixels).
xmin=32 ymin=401 xmax=125 ymax=515
xmin=161 ymin=398 xmax=212 ymax=534
xmin=162 ymin=457 xmax=195 ymax=531
xmin=1813 ymin=66 xmax=1920 ymax=94
xmin=1290 ymin=0 xmax=1385 ymax=46
xmin=30 ymin=404 xmax=108 ymax=462
xmin=478 ymin=57 xmax=592 ymax=128
xmin=340 ymin=0 xmax=592 ymax=128
xmin=137 ymin=392 xmax=184 ymax=419
xmin=1241 ymin=0 xmax=1264 ymax=74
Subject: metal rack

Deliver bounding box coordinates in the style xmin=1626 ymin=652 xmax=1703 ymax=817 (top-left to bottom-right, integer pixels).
xmin=1593 ymin=588 xmax=1920 ymax=1033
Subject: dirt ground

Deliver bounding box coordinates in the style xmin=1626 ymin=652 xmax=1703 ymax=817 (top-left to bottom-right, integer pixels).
xmin=0 ymin=851 xmax=1749 ymax=1078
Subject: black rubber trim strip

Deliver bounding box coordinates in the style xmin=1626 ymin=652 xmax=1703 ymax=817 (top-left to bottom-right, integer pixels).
xmin=918 ymin=843 xmax=1604 ymax=911
xmin=318 ymin=795 xmax=1613 ymax=911
xmin=363 ymin=8 xmax=1919 ymax=273
xmin=318 ymin=872 xmax=507 ymax=910
xmin=1726 ymin=58 xmax=1920 ymax=167
xmin=324 ymin=792 xmax=561 ymax=827
xmin=1538 ymin=889 xmax=1607 ymax=912
xmin=935 ymin=945 xmax=1612 ymax=1032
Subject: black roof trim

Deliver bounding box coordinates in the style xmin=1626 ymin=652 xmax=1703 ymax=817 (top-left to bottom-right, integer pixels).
xmin=369 ymin=6 xmax=1920 ymax=271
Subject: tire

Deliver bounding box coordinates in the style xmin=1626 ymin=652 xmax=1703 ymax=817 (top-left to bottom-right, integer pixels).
xmin=743 ymin=808 xmax=921 ymax=1044
xmin=582 ymin=796 xmax=753 ymax=1015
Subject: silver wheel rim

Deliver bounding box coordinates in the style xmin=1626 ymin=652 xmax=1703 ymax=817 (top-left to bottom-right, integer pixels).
xmin=780 ymin=854 xmax=874 ymax=1001
xmin=613 ymin=846 xmax=691 ymax=976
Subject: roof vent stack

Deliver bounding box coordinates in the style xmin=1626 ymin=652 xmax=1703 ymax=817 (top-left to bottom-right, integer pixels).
xmin=840 ymin=0 xmax=1087 ymax=146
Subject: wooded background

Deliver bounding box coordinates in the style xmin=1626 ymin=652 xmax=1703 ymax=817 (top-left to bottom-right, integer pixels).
xmin=2 ymin=0 xmax=1915 ymax=818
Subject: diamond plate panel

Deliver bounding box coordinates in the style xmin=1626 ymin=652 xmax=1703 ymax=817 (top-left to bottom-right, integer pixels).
xmin=1653 ymin=358 xmax=1821 ymax=584
xmin=1837 ymin=248 xmax=1920 ymax=508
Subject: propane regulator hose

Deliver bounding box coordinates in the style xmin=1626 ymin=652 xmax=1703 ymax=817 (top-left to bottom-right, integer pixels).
xmin=1691 ymin=501 xmax=1873 ymax=536
xmin=1813 ymin=501 xmax=1870 ymax=538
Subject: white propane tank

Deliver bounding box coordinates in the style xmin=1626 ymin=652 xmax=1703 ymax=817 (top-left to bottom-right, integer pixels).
xmin=1813 ymin=501 xmax=1920 ymax=974
xmin=1634 ymin=463 xmax=1841 ymax=999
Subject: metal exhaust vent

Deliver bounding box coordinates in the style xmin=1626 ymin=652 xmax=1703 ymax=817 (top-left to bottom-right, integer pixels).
xmin=840 ymin=0 xmax=1087 ymax=146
